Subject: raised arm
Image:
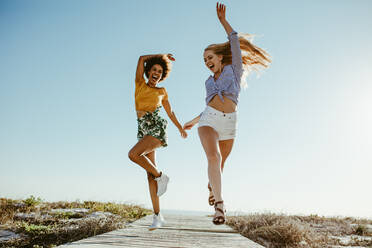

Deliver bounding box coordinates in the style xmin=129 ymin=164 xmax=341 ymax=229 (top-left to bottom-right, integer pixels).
xmin=217 ymin=2 xmax=243 ymax=80
xmin=216 ymin=3 xmax=233 ymax=36
xmin=135 ymin=54 xmax=175 ymax=82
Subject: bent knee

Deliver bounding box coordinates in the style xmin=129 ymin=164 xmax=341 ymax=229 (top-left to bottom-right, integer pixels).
xmin=128 ymin=149 xmax=139 ymax=162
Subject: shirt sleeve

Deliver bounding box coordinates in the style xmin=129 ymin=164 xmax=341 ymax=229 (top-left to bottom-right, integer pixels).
xmin=228 ymin=30 xmax=243 ymax=81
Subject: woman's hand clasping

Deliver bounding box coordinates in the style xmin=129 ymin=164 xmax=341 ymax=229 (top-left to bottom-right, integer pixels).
xmin=180 ymin=128 xmax=188 ymax=138
xmin=183 ymin=120 xmax=196 ymax=131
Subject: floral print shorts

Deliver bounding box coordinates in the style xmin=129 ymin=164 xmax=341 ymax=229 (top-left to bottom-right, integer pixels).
xmin=137 ymin=107 xmax=168 ymax=147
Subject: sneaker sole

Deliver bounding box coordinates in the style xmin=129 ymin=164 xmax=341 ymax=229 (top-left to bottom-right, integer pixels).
xmin=149 ymin=224 xmax=163 ymax=231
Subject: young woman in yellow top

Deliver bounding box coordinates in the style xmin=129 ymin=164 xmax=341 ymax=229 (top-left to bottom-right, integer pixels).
xmin=128 ymin=53 xmax=187 ymax=230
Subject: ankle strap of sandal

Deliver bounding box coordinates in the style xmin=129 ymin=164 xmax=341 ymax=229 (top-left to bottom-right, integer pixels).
xmin=214 ymin=201 xmax=224 ymax=205
xmin=215 ymin=208 xmax=224 ymax=214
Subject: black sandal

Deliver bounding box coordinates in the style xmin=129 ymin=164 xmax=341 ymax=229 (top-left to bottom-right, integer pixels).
xmin=213 ymin=201 xmax=225 ymax=225
xmin=208 ymin=184 xmax=215 ymax=206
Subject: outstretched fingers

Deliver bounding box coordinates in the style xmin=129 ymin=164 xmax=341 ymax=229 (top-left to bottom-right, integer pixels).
xmin=216 ymin=2 xmax=226 ymax=20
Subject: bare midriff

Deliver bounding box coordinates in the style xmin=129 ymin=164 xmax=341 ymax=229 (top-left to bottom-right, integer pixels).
xmin=208 ymin=95 xmax=237 ymax=113
xmin=136 ymin=110 xmax=149 ymax=119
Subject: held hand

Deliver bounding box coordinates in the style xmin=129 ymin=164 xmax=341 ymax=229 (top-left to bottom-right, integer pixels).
xmin=216 ymin=2 xmax=226 ymax=22
xmin=180 ymin=128 xmax=188 ymax=138
xmin=183 ymin=120 xmax=195 ymax=130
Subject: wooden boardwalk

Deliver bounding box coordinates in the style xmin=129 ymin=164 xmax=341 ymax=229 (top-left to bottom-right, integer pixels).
xmin=58 ymin=214 xmax=264 ymax=248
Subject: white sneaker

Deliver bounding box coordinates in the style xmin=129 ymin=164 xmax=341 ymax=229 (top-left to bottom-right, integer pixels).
xmin=155 ymin=172 xmax=169 ymax=196
xmin=148 ymin=213 xmax=165 ymax=231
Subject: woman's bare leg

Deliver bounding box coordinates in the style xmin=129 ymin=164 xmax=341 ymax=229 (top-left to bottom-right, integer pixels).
xmin=207 ymin=139 xmax=234 ymax=202
xmin=219 ymin=139 xmax=234 ymax=172
xmin=145 ymin=151 xmax=160 ymax=214
xmin=198 ymin=126 xmax=222 ymax=202
xmin=128 ymin=135 xmax=162 ymax=178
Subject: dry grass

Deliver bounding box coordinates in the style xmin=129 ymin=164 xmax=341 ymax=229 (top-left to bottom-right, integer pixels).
xmin=226 ymin=213 xmax=372 ymax=248
xmin=0 ymin=196 xmax=151 ymax=248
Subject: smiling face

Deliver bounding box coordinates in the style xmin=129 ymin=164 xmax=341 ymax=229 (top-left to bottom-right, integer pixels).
xmin=204 ymin=50 xmax=223 ymax=74
xmin=147 ymin=64 xmax=163 ymax=86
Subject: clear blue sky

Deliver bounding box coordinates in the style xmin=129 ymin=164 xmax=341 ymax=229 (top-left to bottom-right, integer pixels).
xmin=1 ymin=0 xmax=371 ymax=218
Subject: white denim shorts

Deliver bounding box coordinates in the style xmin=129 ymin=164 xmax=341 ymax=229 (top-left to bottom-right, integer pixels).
xmin=198 ymin=106 xmax=237 ymax=140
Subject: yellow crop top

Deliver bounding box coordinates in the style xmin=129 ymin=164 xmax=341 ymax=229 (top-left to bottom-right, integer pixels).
xmin=135 ymin=77 xmax=168 ymax=112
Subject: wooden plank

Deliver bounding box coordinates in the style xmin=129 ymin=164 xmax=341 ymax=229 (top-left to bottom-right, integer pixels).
xmin=58 ymin=214 xmax=264 ymax=248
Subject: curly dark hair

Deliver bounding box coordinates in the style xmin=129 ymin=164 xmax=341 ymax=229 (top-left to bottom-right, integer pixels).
xmin=144 ymin=56 xmax=172 ymax=82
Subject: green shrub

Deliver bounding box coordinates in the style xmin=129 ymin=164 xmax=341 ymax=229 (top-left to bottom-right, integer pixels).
xmin=19 ymin=222 xmax=55 ymax=236
xmin=24 ymin=195 xmax=42 ymax=207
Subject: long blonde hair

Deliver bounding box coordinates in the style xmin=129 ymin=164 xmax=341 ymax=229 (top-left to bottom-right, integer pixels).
xmin=205 ymin=34 xmax=271 ymax=88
